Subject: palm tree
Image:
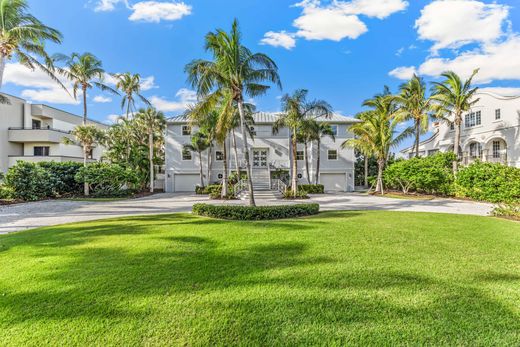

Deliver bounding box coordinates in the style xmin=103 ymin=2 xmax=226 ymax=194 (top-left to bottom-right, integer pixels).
xmin=229 ymin=101 xmax=256 ymax=179
xmin=343 ymin=92 xmax=412 ymax=194
xmin=431 ymin=70 xmax=480 ymax=173
xmin=185 ymin=19 xmax=281 ymax=206
xmin=53 ymin=52 xmax=119 ymax=124
xmin=0 ymin=0 xmax=64 ymax=93
xmin=273 ymin=89 xmax=332 ymax=197
xmin=113 ymin=72 xmax=151 ymax=119
xmin=64 ymin=124 xmax=105 ymax=196
xmin=184 ymin=132 xmax=210 ymax=188
xmin=134 ymin=108 xmax=166 ymax=193
xmin=305 ymin=120 xmax=336 ymax=184
xmin=394 ymin=74 xmax=434 ymax=158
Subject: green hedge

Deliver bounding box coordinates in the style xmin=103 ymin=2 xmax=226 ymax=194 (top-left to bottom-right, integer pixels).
xmin=75 ymin=163 xmax=139 ymax=197
xmin=299 ymin=184 xmax=325 ymax=194
xmin=4 ymin=162 xmax=53 ymax=201
xmin=455 ymin=162 xmax=520 ymax=203
xmin=192 ymin=203 xmax=320 ymax=220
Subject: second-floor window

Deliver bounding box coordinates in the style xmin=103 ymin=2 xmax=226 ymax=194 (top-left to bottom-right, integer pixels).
xmin=450 ymin=122 xmax=455 ymax=131
xmin=32 ymin=119 xmax=42 ymax=129
xmin=215 ymin=151 xmax=224 ymax=161
xmin=465 ymin=111 xmax=481 ymax=128
xmin=330 ymin=125 xmax=338 ymax=136
xmin=182 ymin=148 xmax=192 ymax=160
xmin=249 ymin=126 xmax=257 ymax=136
xmin=296 ymin=150 xmax=304 ymax=161
xmin=182 ymin=125 xmax=191 ymax=136
xmin=495 ymin=109 xmax=501 ymax=120
xmin=328 ymin=150 xmax=338 ymax=160
xmin=34 ymin=146 xmax=50 ymax=157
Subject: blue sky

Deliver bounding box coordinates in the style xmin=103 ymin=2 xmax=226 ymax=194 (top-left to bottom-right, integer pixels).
xmin=2 ymin=0 xmax=520 ymax=150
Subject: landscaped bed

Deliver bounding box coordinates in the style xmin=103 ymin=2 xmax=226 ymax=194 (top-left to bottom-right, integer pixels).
xmin=0 ymin=211 xmax=519 ymax=345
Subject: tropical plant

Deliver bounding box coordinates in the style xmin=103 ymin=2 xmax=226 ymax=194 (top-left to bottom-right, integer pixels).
xmin=184 ymin=132 xmax=210 ymax=188
xmin=394 ymin=74 xmax=434 ymax=158
xmin=303 ymin=120 xmax=336 ymax=184
xmin=113 ymin=72 xmax=151 ymax=119
xmin=63 ymin=124 xmax=106 ymax=196
xmin=430 ymin=70 xmax=480 ymax=172
xmin=134 ymin=108 xmax=166 ymax=193
xmin=185 ymin=19 xmax=281 ymax=206
xmin=273 ymin=89 xmax=332 ymax=197
xmin=343 ymin=90 xmax=413 ymax=194
xmin=53 ymin=52 xmax=119 ymax=124
xmin=0 ymin=0 xmax=64 ymax=96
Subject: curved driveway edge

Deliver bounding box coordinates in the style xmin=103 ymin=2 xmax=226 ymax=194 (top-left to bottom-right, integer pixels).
xmin=0 ymin=193 xmax=494 ymax=234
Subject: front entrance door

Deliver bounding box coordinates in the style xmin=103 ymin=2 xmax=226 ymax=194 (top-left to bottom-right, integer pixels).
xmin=252 ymin=149 xmax=268 ymax=168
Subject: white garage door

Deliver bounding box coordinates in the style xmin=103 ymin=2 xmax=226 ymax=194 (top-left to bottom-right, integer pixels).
xmin=320 ymin=173 xmax=346 ymax=192
xmin=174 ymin=174 xmax=200 ymax=192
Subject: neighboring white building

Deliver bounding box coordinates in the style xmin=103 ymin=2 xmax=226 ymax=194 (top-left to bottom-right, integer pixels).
xmin=0 ymin=93 xmax=108 ymax=173
xmin=401 ymin=91 xmax=520 ymax=167
xmin=165 ymin=112 xmax=359 ymax=193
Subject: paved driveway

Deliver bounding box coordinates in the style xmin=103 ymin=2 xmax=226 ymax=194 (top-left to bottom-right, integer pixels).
xmin=0 ymin=193 xmax=494 ymax=234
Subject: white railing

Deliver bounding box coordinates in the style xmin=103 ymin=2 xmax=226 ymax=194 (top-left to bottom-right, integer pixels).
xmin=234 ymin=179 xmax=249 ymax=197
xmin=271 ymin=179 xmax=288 ymax=194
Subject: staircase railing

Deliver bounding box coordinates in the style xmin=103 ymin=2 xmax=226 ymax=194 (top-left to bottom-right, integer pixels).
xmin=271 ymin=179 xmax=288 ymax=194
xmin=234 ymin=179 xmax=249 ymax=198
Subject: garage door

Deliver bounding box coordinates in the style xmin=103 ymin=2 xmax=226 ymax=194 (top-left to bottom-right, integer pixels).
xmin=174 ymin=174 xmax=200 ymax=192
xmin=320 ymin=173 xmax=346 ymax=192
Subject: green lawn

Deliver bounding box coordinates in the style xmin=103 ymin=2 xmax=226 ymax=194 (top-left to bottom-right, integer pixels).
xmin=1 ymin=212 xmax=519 ymax=346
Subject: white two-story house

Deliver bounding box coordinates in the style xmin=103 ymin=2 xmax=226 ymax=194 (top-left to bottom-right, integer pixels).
xmin=165 ymin=112 xmax=358 ymax=193
xmin=0 ymin=93 xmax=107 ymax=173
xmin=401 ymin=91 xmax=520 ymax=167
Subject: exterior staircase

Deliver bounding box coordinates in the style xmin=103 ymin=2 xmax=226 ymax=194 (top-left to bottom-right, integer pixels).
xmin=235 ymin=168 xmax=283 ymax=201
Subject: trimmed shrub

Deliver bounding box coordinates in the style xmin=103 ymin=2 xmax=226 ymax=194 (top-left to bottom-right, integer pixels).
xmin=38 ymin=162 xmax=83 ymax=196
xmin=192 ymin=203 xmax=320 ymax=220
xmin=4 ymin=162 xmax=54 ymax=201
xmin=455 ymin=162 xmax=520 ymax=203
xmin=299 ymin=184 xmax=325 ymax=194
xmin=195 ymin=186 xmax=206 ymax=195
xmin=493 ymin=203 xmax=520 ymax=220
xmin=0 ymin=184 xmax=14 ymax=200
xmin=75 ymin=163 xmax=139 ymax=197
xmin=283 ymin=189 xmax=309 ymax=199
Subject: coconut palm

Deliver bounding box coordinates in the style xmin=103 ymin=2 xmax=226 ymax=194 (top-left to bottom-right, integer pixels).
xmin=53 ymin=52 xmax=119 ymax=124
xmin=185 ymin=19 xmax=281 ymax=206
xmin=113 ymin=72 xmax=151 ymax=119
xmin=64 ymin=125 xmax=106 ymax=196
xmin=431 ymin=70 xmax=480 ymax=172
xmin=394 ymin=74 xmax=434 ymax=158
xmin=184 ymin=132 xmax=210 ymax=188
xmin=229 ymin=101 xmax=256 ymax=179
xmin=273 ymin=89 xmax=332 ymax=197
xmin=343 ymin=92 xmax=412 ymax=194
xmin=0 ymin=0 xmax=64 ymax=95
xmin=304 ymin=120 xmax=336 ymax=184
xmin=134 ymin=108 xmax=166 ymax=193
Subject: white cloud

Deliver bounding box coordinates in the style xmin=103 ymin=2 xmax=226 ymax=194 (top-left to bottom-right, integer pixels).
xmin=93 ymin=95 xmax=113 ymax=103
xmin=415 ymin=0 xmax=509 ymax=53
xmin=260 ymin=31 xmax=296 ymax=50
xmin=3 ymin=63 xmax=79 ymax=105
xmin=129 ymin=1 xmax=192 ymax=23
xmin=389 ymin=66 xmax=417 ymax=80
xmin=106 ymin=114 xmax=123 ymax=124
xmin=140 ymin=76 xmax=157 ymax=91
xmin=93 ymin=0 xmax=129 ymax=12
xmin=150 ymin=88 xmax=196 ymax=112
xmin=338 ymin=0 xmax=409 ymax=19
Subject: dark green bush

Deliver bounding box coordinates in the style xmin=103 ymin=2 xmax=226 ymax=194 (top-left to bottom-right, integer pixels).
xmin=192 ymin=203 xmax=320 ymax=220
xmin=455 ymin=162 xmax=520 ymax=203
xmin=4 ymin=162 xmax=53 ymax=201
xmin=38 ymin=162 xmax=83 ymax=196
xmin=298 ymin=184 xmax=325 ymax=194
xmin=195 ymin=186 xmax=206 ymax=195
xmin=75 ymin=163 xmax=139 ymax=197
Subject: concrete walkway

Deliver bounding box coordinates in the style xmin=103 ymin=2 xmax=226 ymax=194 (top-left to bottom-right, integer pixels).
xmin=0 ymin=193 xmax=494 ymax=234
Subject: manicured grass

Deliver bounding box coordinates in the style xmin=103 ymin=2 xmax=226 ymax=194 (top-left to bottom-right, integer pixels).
xmin=1 ymin=212 xmax=519 ymax=345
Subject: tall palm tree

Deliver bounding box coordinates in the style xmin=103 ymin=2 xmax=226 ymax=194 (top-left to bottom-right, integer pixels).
xmin=305 ymin=120 xmax=336 ymax=184
xmin=273 ymin=89 xmax=332 ymax=197
xmin=229 ymin=101 xmax=256 ymax=179
xmin=64 ymin=124 xmax=105 ymax=196
xmin=184 ymin=132 xmax=210 ymax=188
xmin=343 ymin=93 xmax=412 ymax=194
xmin=53 ymin=52 xmax=119 ymax=124
xmin=431 ymin=70 xmax=480 ymax=173
xmin=394 ymin=74 xmax=434 ymax=158
xmin=113 ymin=72 xmax=151 ymax=119
xmin=185 ymin=19 xmax=281 ymax=206
xmin=134 ymin=108 xmax=166 ymax=193
xmin=0 ymin=0 xmax=64 ymax=95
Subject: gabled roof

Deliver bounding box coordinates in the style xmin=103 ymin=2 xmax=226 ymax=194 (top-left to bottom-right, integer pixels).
xmin=168 ymin=112 xmax=359 ymax=124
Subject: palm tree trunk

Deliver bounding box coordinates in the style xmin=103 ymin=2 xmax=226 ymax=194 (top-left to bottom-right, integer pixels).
xmin=149 ymin=132 xmax=154 ymax=193
xmin=0 ymin=54 xmax=6 ymax=89
xmin=304 ymin=141 xmax=310 ymax=184
xmin=415 ymin=119 xmax=420 ymax=158
xmin=237 ymin=100 xmax=255 ymax=206
xmin=453 ymin=113 xmax=461 ymax=173
xmin=207 ymin=145 xmax=212 ymax=184
xmin=221 ymin=141 xmax=229 ymax=197
xmin=315 ymin=140 xmax=321 ymax=185
xmin=292 ymin=130 xmax=298 ymax=197
xmin=375 ymin=159 xmax=385 ymax=195
xmin=364 ymin=155 xmax=369 ymax=188
xmin=83 ymin=145 xmax=89 ymax=196
xmin=82 ymin=86 xmax=88 ymax=125
xmin=199 ymin=151 xmax=205 ymax=188
xmin=232 ymin=128 xmax=241 ymax=178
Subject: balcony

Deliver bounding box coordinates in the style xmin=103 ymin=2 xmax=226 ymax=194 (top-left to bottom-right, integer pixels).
xmin=8 ymin=127 xmax=73 ymax=144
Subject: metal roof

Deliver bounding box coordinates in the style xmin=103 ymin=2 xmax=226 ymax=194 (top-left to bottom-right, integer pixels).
xmin=168 ymin=112 xmax=359 ymax=124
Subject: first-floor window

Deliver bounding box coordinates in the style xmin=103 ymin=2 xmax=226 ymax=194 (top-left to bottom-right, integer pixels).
xmin=87 ymin=148 xmax=94 ymax=159
xmin=34 ymin=146 xmax=50 ymax=156
xmin=328 ymin=150 xmax=338 ymax=160
xmin=428 ymin=149 xmax=439 ymax=156
xmin=469 ymin=143 xmax=482 ymax=158
xmin=182 ymin=147 xmax=192 ymax=160
xmin=215 ymin=151 xmax=224 ymax=161
xmin=493 ymin=141 xmax=502 ymax=158
xmin=296 ymin=150 xmax=304 ymax=161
